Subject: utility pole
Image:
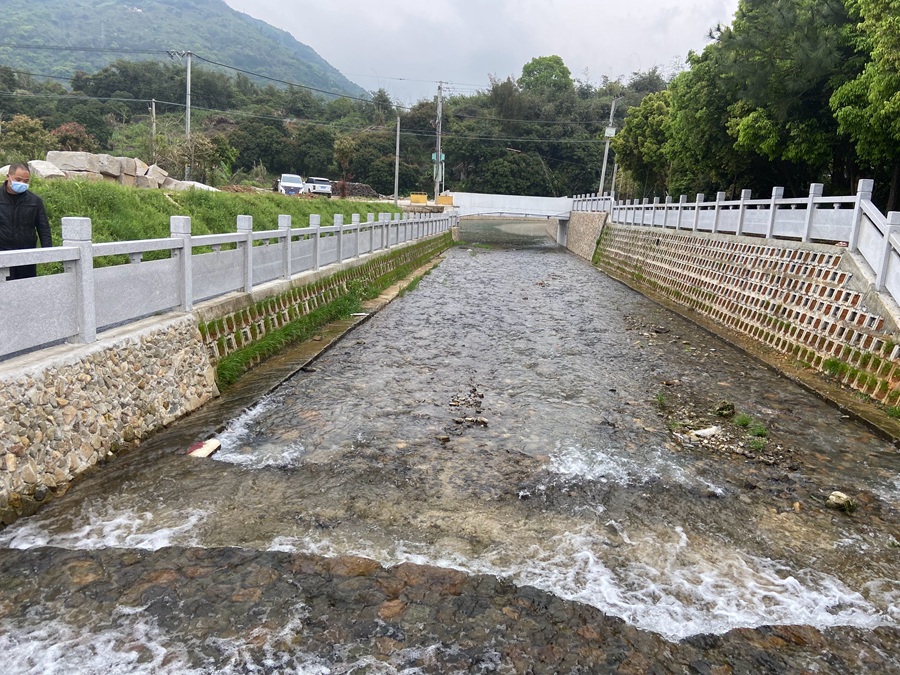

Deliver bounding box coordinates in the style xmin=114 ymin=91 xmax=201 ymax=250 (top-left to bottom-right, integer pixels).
xmin=433 ymin=81 xmax=443 ymax=202
xmin=150 ymin=99 xmax=157 ymax=163
xmin=184 ymin=51 xmax=192 ymax=181
xmin=599 ymin=95 xmax=623 ymax=196
xmin=610 ymin=162 xmax=619 ymax=201
xmin=394 ymin=115 xmax=400 ymax=206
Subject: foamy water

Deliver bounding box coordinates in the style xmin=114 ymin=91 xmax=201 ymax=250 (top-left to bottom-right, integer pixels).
xmin=268 ymin=525 xmax=893 ymax=641
xmin=210 ymin=396 xmax=312 ymax=469
xmin=0 ymin=604 xmax=354 ymax=675
xmin=0 ymin=503 xmax=206 ymax=551
xmin=0 ymin=435 xmax=892 ymax=642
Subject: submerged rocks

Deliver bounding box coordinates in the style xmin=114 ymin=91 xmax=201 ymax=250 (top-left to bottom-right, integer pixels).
xmin=826 ymin=491 xmax=857 ymax=512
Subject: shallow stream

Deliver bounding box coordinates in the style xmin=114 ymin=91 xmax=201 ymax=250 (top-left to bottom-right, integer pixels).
xmin=1 ymin=219 xmax=899 ymax=673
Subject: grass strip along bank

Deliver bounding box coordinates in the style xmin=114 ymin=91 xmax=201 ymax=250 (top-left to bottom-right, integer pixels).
xmin=31 ymin=178 xmax=400 ymax=266
xmin=206 ymin=232 xmax=453 ymax=388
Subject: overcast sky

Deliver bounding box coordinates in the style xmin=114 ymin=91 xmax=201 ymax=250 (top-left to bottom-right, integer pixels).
xmin=222 ymin=0 xmax=740 ymax=105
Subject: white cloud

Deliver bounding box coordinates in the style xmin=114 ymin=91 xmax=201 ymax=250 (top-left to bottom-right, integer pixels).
xmin=223 ymin=0 xmax=738 ymax=104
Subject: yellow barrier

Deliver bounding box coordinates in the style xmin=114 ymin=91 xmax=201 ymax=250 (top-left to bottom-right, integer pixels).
xmin=437 ymin=195 xmax=454 ymax=206
xmin=410 ymin=192 xmax=428 ymax=205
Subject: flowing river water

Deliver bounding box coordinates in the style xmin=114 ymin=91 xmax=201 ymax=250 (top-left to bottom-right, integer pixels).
xmin=1 ymin=219 xmax=899 ymax=673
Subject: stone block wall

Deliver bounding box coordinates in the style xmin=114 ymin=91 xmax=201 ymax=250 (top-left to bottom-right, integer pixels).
xmin=565 ymin=212 xmax=607 ymax=261
xmin=594 ymin=223 xmax=900 ymax=407
xmin=199 ymin=233 xmax=452 ymax=364
xmin=0 ymin=316 xmax=218 ymax=525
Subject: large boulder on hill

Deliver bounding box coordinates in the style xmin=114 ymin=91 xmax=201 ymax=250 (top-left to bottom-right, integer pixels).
xmin=119 ymin=157 xmax=137 ymax=177
xmin=46 ymin=151 xmax=101 ymax=174
xmin=135 ymin=174 xmax=159 ymax=189
xmin=95 ymin=154 xmax=122 ymax=177
xmin=146 ymin=164 xmax=169 ymax=183
xmin=27 ymin=160 xmax=67 ymax=179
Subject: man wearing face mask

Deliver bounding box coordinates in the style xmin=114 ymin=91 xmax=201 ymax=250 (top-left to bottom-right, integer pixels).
xmin=0 ymin=163 xmax=52 ymax=280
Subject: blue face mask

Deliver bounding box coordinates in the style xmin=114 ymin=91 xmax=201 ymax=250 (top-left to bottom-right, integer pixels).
xmin=9 ymin=181 xmax=28 ymax=194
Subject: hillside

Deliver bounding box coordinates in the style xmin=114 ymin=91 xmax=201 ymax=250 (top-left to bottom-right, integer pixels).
xmin=0 ymin=0 xmax=367 ymax=98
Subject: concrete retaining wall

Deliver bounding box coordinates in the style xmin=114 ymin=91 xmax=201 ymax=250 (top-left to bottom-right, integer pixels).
xmin=0 ymin=316 xmax=217 ymax=524
xmin=564 ymin=212 xmax=607 ymax=261
xmin=594 ymin=222 xmax=900 ymax=410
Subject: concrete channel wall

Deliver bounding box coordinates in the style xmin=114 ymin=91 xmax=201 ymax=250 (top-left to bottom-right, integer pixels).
xmin=0 ymin=233 xmax=453 ymax=526
xmin=564 ymin=211 xmax=900 ymax=413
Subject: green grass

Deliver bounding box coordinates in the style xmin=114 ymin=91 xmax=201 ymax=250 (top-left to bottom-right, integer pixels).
xmin=655 ymin=391 xmax=667 ymax=407
xmin=32 ymin=178 xmax=401 ymax=271
xmin=748 ymin=422 xmax=768 ymax=438
xmin=734 ymin=413 xmax=752 ymax=427
xmin=748 ymin=437 xmax=767 ymax=451
xmin=216 ymin=293 xmax=361 ymax=388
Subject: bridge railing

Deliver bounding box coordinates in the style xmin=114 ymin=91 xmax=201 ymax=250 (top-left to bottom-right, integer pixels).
xmin=0 ymin=210 xmax=456 ymax=361
xmin=572 ymin=180 xmax=900 ymax=314
xmin=572 ymin=193 xmax=615 ymax=213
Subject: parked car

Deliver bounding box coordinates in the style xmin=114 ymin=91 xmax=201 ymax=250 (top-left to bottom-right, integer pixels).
xmin=277 ymin=173 xmax=305 ymax=196
xmin=304 ymin=177 xmax=333 ymax=197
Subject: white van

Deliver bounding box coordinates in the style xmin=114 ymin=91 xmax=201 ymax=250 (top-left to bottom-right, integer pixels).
xmin=304 ymin=177 xmax=333 ymax=197
xmin=278 ymin=174 xmax=305 ymax=196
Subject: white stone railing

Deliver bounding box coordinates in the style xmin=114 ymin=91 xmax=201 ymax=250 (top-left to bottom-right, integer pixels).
xmin=573 ymin=180 xmax=900 ymax=311
xmin=0 ymin=210 xmax=456 ymax=360
xmin=571 ymin=193 xmax=615 ymax=213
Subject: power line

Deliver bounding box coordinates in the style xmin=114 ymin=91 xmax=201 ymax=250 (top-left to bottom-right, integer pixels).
xmin=454 ymin=112 xmax=600 ymax=126
xmin=0 ymin=43 xmax=171 ymax=55
xmin=5 ymin=69 xmax=73 ymax=83
xmin=0 ymin=88 xmax=606 ymax=144
xmin=191 ymin=53 xmax=384 ymax=105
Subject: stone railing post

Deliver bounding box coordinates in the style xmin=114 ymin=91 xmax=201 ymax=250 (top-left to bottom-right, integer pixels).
xmin=351 ymin=213 xmax=361 ymax=259
xmin=278 ymin=214 xmax=292 ymax=280
xmin=380 ymin=213 xmax=389 ymax=250
xmin=237 ymin=215 xmax=253 ymax=292
xmin=663 ymin=196 xmax=672 ymax=229
xmin=652 ymin=197 xmax=660 ymax=228
xmin=803 ymin=183 xmax=824 ymax=243
xmin=766 ymin=187 xmax=785 ymax=239
xmin=693 ymin=193 xmax=705 ymax=231
xmin=676 ymin=195 xmax=687 ymax=230
xmin=641 ymin=198 xmax=649 ymax=226
xmin=335 ymin=214 xmax=345 ymax=262
xmin=170 ymin=216 xmax=193 ymax=311
xmin=849 ymin=179 xmax=875 ymax=253
xmin=876 ymin=212 xmax=900 ymax=291
xmin=387 ymin=214 xmax=394 ymax=249
xmin=62 ymin=217 xmax=96 ymax=344
xmin=712 ymin=192 xmax=726 ymax=233
xmin=367 ymin=213 xmax=376 ymax=254
xmin=310 ymin=214 xmax=321 ymax=271
xmin=736 ymin=189 xmax=752 ymax=236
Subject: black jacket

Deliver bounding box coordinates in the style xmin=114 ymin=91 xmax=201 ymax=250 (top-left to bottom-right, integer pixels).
xmin=0 ymin=187 xmax=52 ymax=251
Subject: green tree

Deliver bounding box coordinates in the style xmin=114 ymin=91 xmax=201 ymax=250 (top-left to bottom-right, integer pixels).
xmin=613 ymin=90 xmax=671 ymax=198
xmin=831 ymin=0 xmax=900 ymax=209
xmin=333 ymin=135 xmax=356 ymax=183
xmin=0 ymin=114 xmax=55 ymax=163
xmin=50 ymin=122 xmax=98 ymax=152
xmin=518 ymin=55 xmax=574 ymax=95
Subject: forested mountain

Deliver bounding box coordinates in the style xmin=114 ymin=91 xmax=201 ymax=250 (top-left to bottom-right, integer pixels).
xmin=0 ymin=0 xmax=366 ymax=98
